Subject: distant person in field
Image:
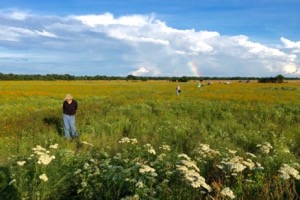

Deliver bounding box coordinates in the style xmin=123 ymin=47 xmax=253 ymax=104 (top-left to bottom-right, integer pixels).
xmin=62 ymin=94 xmax=78 ymax=139
xmin=197 ymin=81 xmax=201 ymax=88
xmin=176 ymin=84 xmax=181 ymax=95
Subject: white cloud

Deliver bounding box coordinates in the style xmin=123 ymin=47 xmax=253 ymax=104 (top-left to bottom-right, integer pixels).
xmin=131 ymin=66 xmax=161 ymax=76
xmin=73 ymin=13 xmax=152 ymax=27
xmin=0 ymin=9 xmax=29 ymax=20
xmin=281 ymin=37 xmax=300 ymax=49
xmin=0 ymin=9 xmax=299 ymax=77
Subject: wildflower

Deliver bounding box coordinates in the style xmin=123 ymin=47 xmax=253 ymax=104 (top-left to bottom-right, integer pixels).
xmin=119 ymin=137 xmax=131 ymax=144
xmin=176 ymin=156 xmax=212 ymax=192
xmin=32 ymin=145 xmax=47 ymax=152
xmin=130 ymin=138 xmax=138 ymax=144
xmin=159 ymin=145 xmax=171 ymax=151
xmin=256 ymin=162 xmax=264 ymax=170
xmin=139 ymin=163 xmax=156 ymax=174
xmin=246 ymin=152 xmax=256 ymax=158
xmin=197 ymin=144 xmax=220 ymax=159
xmin=144 ymin=144 xmax=156 ymax=155
xmin=38 ymin=154 xmax=55 ymax=165
xmin=181 ymin=160 xmax=200 ymax=172
xmin=242 ymin=159 xmax=255 ymax=170
xmin=228 ymin=149 xmax=237 ymax=154
xmin=136 ymin=181 xmax=144 ymax=188
xmin=257 ymin=142 xmax=273 ymax=154
xmin=49 ymin=143 xmax=59 ymax=149
xmin=178 ymin=154 xmax=191 ymax=161
xmin=231 ymin=162 xmax=246 ymax=173
xmin=283 ymin=148 xmax=290 ymax=153
xmin=278 ymin=164 xmax=300 ymax=180
xmin=17 ymin=161 xmax=26 ymax=166
xmin=39 ymin=174 xmax=48 ymax=182
xmin=221 ymin=187 xmax=235 ymax=199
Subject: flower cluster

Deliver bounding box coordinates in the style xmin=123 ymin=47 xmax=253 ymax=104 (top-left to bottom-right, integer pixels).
xmin=257 ymin=142 xmax=273 ymax=154
xmin=32 ymin=145 xmax=56 ymax=165
xmin=221 ymin=187 xmax=235 ymax=199
xmin=138 ymin=163 xmax=156 ymax=175
xmin=119 ymin=137 xmax=138 ymax=144
xmin=39 ymin=174 xmax=48 ymax=182
xmin=217 ymin=148 xmax=262 ymax=175
xmin=176 ymin=154 xmax=212 ymax=192
xmin=159 ymin=144 xmax=171 ymax=152
xmin=144 ymin=143 xmax=156 ymax=155
xmin=194 ymin=143 xmax=220 ymax=162
xmin=278 ymin=163 xmax=300 ymax=180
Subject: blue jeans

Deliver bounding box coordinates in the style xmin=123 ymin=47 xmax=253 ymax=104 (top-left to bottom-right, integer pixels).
xmin=63 ymin=114 xmax=78 ymax=138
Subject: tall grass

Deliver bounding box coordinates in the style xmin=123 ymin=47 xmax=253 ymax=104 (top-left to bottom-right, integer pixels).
xmin=0 ymin=80 xmax=300 ymax=199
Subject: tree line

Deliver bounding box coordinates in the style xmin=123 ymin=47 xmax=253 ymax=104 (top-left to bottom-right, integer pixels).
xmin=0 ymin=72 xmax=298 ymax=82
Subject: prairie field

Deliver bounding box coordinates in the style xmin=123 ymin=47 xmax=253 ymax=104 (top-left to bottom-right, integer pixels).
xmin=0 ymin=80 xmax=300 ymax=199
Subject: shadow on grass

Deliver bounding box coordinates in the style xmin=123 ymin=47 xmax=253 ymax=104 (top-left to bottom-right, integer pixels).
xmin=43 ymin=116 xmax=63 ymax=136
xmin=0 ymin=166 xmax=20 ymax=199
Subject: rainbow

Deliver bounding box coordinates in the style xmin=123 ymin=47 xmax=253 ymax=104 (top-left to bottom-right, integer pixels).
xmin=188 ymin=61 xmax=201 ymax=77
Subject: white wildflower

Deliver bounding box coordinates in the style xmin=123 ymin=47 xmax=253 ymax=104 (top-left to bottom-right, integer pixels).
xmin=38 ymin=154 xmax=54 ymax=165
xmin=136 ymin=181 xmax=144 ymax=188
xmin=119 ymin=137 xmax=131 ymax=144
xmin=177 ymin=157 xmax=212 ymax=192
xmin=39 ymin=174 xmax=48 ymax=182
xmin=242 ymin=159 xmax=255 ymax=170
xmin=139 ymin=163 xmax=156 ymax=174
xmin=181 ymin=160 xmax=200 ymax=172
xmin=178 ymin=154 xmax=191 ymax=161
xmin=159 ymin=145 xmax=171 ymax=151
xmin=257 ymin=142 xmax=273 ymax=154
xmin=221 ymin=187 xmax=235 ymax=199
xmin=246 ymin=152 xmax=256 ymax=158
xmin=17 ymin=161 xmax=26 ymax=166
xmin=130 ymin=138 xmax=138 ymax=144
xmin=283 ymin=148 xmax=290 ymax=153
xmin=144 ymin=144 xmax=156 ymax=155
xmin=49 ymin=143 xmax=59 ymax=149
xmin=278 ymin=164 xmax=300 ymax=180
xmin=231 ymin=163 xmax=247 ymax=173
xmin=32 ymin=145 xmax=47 ymax=152
xmin=228 ymin=149 xmax=237 ymax=154
xmin=196 ymin=144 xmax=220 ymax=159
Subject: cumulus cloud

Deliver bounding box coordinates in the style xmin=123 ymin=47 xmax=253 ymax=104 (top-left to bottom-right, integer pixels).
xmin=0 ymin=9 xmax=299 ymax=77
xmin=281 ymin=37 xmax=300 ymax=49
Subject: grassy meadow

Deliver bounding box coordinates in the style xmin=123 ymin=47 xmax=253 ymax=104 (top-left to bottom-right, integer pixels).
xmin=0 ymin=80 xmax=300 ymax=199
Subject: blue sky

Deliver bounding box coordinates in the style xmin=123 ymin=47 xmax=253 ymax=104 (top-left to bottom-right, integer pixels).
xmin=0 ymin=0 xmax=300 ymax=77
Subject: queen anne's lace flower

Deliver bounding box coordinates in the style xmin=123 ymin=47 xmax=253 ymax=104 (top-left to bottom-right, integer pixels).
xmin=49 ymin=143 xmax=59 ymax=149
xmin=278 ymin=164 xmax=300 ymax=180
xmin=139 ymin=163 xmax=156 ymax=174
xmin=221 ymin=187 xmax=235 ymax=199
xmin=17 ymin=161 xmax=26 ymax=166
xmin=39 ymin=174 xmax=48 ymax=182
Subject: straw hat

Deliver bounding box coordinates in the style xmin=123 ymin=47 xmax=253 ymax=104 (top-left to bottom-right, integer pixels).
xmin=64 ymin=94 xmax=73 ymax=100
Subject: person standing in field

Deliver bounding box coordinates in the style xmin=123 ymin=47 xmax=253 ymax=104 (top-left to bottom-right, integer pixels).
xmin=197 ymin=81 xmax=201 ymax=88
xmin=176 ymin=84 xmax=181 ymax=95
xmin=62 ymin=94 xmax=78 ymax=139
